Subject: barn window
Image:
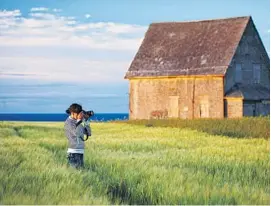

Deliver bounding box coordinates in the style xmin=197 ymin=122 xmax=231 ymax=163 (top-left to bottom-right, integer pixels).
xmin=253 ymin=64 xmax=261 ymax=83
xmin=235 ymin=64 xmax=242 ymax=83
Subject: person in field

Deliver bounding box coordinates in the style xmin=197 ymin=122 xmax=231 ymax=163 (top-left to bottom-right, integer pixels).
xmin=64 ymin=103 xmax=91 ymax=169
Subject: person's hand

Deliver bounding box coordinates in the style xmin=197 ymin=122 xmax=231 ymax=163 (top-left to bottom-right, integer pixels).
xmin=77 ymin=111 xmax=84 ymax=120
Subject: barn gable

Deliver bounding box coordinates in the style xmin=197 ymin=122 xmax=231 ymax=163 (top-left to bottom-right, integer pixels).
xmin=225 ymin=17 xmax=270 ymax=92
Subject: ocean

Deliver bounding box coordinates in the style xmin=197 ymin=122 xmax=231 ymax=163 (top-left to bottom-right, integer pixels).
xmin=0 ymin=113 xmax=129 ymax=122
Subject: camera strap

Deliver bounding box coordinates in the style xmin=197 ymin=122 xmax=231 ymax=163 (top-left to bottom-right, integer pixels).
xmin=76 ymin=120 xmax=89 ymax=141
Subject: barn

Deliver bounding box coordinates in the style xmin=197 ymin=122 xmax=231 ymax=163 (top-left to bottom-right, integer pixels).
xmin=124 ymin=16 xmax=270 ymax=119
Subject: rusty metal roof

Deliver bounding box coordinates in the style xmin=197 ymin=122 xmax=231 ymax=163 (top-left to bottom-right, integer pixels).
xmin=125 ymin=16 xmax=251 ymax=78
xmin=225 ymin=84 xmax=270 ymax=100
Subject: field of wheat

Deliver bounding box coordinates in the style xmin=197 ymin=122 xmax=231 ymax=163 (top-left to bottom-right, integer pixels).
xmin=0 ymin=121 xmax=269 ymax=205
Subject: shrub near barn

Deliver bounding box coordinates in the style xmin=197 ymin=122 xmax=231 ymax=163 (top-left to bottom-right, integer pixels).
xmin=123 ymin=116 xmax=270 ymax=139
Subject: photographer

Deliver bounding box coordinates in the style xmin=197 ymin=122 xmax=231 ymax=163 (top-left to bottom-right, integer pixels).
xmin=64 ymin=103 xmax=92 ymax=169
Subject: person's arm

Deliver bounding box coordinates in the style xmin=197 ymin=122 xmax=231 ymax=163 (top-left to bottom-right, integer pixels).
xmin=64 ymin=120 xmax=77 ymax=138
xmin=69 ymin=121 xmax=81 ymax=145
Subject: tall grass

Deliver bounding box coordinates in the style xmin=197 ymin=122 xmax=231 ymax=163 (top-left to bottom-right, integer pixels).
xmin=0 ymin=121 xmax=269 ymax=204
xmin=121 ymin=116 xmax=270 ymax=139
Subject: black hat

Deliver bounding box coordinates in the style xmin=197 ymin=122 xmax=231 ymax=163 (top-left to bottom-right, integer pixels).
xmin=66 ymin=103 xmax=82 ymax=114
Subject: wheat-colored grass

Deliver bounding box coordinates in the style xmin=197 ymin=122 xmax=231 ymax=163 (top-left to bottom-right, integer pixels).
xmin=0 ymin=121 xmax=269 ymax=204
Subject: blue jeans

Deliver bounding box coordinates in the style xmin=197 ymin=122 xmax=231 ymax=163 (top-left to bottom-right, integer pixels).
xmin=67 ymin=153 xmax=84 ymax=169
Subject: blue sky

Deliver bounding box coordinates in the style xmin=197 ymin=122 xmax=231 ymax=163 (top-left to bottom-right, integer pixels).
xmin=0 ymin=0 xmax=270 ymax=113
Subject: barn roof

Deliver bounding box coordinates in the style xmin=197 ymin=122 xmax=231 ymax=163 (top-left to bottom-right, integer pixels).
xmin=125 ymin=16 xmax=251 ymax=78
xmin=225 ymin=84 xmax=270 ymax=100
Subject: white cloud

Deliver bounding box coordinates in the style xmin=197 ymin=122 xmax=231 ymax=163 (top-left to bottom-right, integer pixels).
xmin=67 ymin=16 xmax=76 ymax=20
xmin=67 ymin=20 xmax=76 ymax=25
xmin=0 ymin=9 xmax=147 ymax=83
xmin=0 ymin=9 xmax=21 ymax=17
xmin=0 ymin=35 xmax=143 ymax=50
xmin=30 ymin=7 xmax=49 ymax=12
xmin=0 ymin=9 xmax=147 ymax=50
xmin=85 ymin=14 xmax=91 ymax=18
xmin=53 ymin=8 xmax=62 ymax=12
xmin=29 ymin=13 xmax=55 ymax=19
xmin=0 ymin=57 xmax=131 ymax=83
xmin=105 ymin=23 xmax=147 ymax=34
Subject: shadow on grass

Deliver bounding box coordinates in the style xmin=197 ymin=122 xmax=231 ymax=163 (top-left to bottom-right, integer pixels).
xmin=13 ymin=127 xmax=23 ymax=138
xmin=38 ymin=142 xmax=66 ymax=165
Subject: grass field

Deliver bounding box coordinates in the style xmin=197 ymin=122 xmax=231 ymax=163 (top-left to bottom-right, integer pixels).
xmin=0 ymin=121 xmax=269 ymax=205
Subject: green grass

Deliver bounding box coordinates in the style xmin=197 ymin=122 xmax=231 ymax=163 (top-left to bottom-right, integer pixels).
xmin=0 ymin=121 xmax=269 ymax=205
xmin=121 ymin=116 xmax=270 ymax=139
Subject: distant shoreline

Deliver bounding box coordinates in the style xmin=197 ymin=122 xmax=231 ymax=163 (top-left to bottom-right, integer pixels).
xmin=0 ymin=113 xmax=129 ymax=122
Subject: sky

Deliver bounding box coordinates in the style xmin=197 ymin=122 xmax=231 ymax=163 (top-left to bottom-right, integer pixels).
xmin=0 ymin=0 xmax=270 ymax=113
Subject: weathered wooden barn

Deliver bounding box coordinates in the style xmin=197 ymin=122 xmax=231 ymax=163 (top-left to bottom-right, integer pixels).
xmin=124 ymin=16 xmax=270 ymax=119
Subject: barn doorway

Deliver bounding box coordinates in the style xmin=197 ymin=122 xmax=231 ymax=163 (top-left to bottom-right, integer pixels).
xmin=168 ymin=96 xmax=179 ymax=118
xmin=243 ymin=102 xmax=256 ymax=116
xmin=199 ymin=96 xmax=209 ymax=118
xmin=200 ymin=103 xmax=209 ymax=118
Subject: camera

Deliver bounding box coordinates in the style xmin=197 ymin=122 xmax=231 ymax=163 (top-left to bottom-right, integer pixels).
xmin=65 ymin=109 xmax=94 ymax=118
xmin=83 ymin=110 xmax=94 ymax=117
